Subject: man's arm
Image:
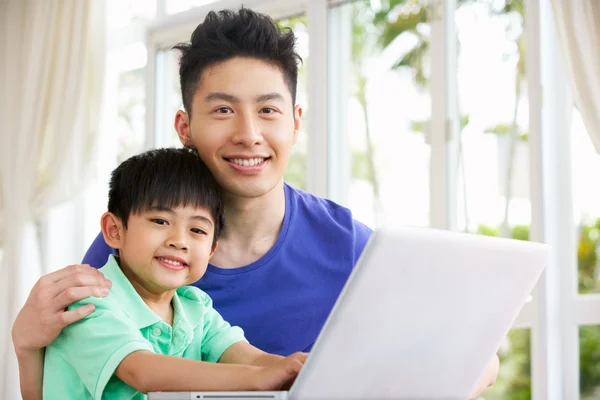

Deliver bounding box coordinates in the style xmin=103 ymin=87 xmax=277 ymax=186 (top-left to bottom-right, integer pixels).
xmin=11 ymin=264 xmax=111 ymax=400
xmin=13 ymin=347 xmax=44 ymax=400
xmin=469 ymin=354 xmax=500 ymax=399
xmin=115 ymin=350 xmax=304 ymax=393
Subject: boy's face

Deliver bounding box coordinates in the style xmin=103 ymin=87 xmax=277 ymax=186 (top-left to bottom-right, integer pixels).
xmin=175 ymin=57 xmax=302 ymax=199
xmin=109 ymin=205 xmax=216 ymax=293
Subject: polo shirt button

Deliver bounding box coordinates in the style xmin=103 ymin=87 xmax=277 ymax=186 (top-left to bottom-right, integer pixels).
xmin=152 ymin=327 xmax=161 ymax=337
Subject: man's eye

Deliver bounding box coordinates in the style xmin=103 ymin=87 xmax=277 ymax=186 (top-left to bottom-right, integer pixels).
xmin=215 ymin=107 xmax=232 ymax=114
xmin=261 ymin=107 xmax=276 ymax=114
xmin=190 ymin=228 xmax=207 ymax=235
xmin=151 ymin=218 xmax=168 ymax=225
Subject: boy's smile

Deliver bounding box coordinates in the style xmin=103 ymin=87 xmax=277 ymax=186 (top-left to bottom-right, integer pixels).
xmin=106 ymin=205 xmax=217 ymax=298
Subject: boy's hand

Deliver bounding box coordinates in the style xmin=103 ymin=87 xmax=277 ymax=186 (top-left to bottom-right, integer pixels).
xmin=252 ymin=354 xmax=306 ymax=391
xmin=12 ymin=264 xmax=111 ymax=353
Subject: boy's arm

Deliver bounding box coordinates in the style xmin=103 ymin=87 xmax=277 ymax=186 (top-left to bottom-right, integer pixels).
xmin=115 ymin=350 xmax=304 ymax=393
xmin=217 ymin=341 xmax=309 ymax=367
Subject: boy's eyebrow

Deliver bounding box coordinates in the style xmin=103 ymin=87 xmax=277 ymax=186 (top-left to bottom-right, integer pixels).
xmin=148 ymin=205 xmax=214 ymax=226
xmin=191 ymin=215 xmax=214 ymax=227
xmin=205 ymin=92 xmax=285 ymax=103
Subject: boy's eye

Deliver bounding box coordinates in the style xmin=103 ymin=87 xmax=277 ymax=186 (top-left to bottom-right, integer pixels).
xmin=151 ymin=218 xmax=168 ymax=225
xmin=190 ymin=228 xmax=207 ymax=235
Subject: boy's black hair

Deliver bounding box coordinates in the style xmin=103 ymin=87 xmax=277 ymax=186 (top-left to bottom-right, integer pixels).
xmin=173 ymin=8 xmax=302 ymax=114
xmin=108 ymin=148 xmax=224 ymax=246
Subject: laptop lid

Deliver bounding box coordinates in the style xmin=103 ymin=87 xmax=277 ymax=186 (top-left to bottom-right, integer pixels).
xmin=289 ymin=226 xmax=548 ymax=400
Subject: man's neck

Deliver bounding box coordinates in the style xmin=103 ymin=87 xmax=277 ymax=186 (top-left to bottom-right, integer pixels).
xmin=211 ymin=180 xmax=286 ymax=269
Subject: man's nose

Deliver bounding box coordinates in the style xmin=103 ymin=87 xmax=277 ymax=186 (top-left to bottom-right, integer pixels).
xmin=232 ymin=113 xmax=263 ymax=146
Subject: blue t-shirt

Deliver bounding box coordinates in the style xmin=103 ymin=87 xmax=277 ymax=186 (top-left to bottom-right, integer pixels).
xmin=82 ymin=184 xmax=372 ymax=356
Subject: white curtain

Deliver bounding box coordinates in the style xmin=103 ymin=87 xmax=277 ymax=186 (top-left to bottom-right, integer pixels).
xmin=552 ymin=0 xmax=600 ymax=153
xmin=0 ymin=1 xmax=105 ymax=398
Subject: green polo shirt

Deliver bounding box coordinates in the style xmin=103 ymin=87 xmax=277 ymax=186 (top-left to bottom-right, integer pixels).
xmin=43 ymin=255 xmax=247 ymax=400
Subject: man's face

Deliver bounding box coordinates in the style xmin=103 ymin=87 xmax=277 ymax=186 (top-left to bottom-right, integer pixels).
xmin=175 ymin=57 xmax=302 ymax=199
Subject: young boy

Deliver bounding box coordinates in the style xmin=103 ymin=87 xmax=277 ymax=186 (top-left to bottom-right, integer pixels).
xmin=43 ymin=148 xmax=307 ymax=399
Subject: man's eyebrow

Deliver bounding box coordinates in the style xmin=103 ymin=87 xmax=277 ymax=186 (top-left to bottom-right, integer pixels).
xmin=205 ymin=92 xmax=239 ymax=103
xmin=255 ymin=92 xmax=285 ymax=103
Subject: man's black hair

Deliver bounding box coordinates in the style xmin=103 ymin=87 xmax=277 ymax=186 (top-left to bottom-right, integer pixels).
xmin=173 ymin=8 xmax=302 ymax=114
xmin=108 ymin=148 xmax=224 ymax=246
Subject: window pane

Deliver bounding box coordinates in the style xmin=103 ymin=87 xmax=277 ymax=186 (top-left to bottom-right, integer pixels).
xmin=580 ymin=325 xmax=600 ymax=399
xmin=455 ymin=3 xmax=531 ymax=399
xmin=156 ymin=48 xmax=183 ymax=148
xmin=278 ymin=15 xmax=309 ymax=191
xmin=107 ymin=0 xmax=157 ymax=29
xmin=572 ymin=109 xmax=600 ymax=294
xmin=342 ymin=0 xmax=431 ymax=228
xmin=455 ymin=1 xmax=530 ymax=239
xmin=166 ymin=0 xmax=219 ymax=15
xmin=117 ymin=68 xmax=146 ymax=163
xmin=480 ymin=328 xmax=531 ymax=400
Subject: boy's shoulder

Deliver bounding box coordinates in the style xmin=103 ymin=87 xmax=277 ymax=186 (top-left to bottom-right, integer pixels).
xmin=176 ymin=285 xmax=212 ymax=306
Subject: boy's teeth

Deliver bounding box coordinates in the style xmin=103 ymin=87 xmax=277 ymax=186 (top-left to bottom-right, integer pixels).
xmin=159 ymin=257 xmax=183 ymax=266
xmin=230 ymin=158 xmax=265 ymax=166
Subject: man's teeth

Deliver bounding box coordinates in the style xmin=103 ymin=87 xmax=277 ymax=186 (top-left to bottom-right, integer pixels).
xmin=159 ymin=257 xmax=184 ymax=266
xmin=230 ymin=158 xmax=265 ymax=167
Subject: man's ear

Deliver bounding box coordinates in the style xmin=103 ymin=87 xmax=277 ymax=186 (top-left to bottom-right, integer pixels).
xmin=210 ymin=242 xmax=219 ymax=258
xmin=293 ymin=104 xmax=303 ymax=145
xmin=174 ymin=110 xmax=194 ymax=148
xmin=101 ymin=212 xmax=125 ymax=250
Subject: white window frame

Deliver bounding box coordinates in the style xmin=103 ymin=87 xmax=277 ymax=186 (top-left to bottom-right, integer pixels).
xmin=138 ymin=0 xmax=600 ymax=399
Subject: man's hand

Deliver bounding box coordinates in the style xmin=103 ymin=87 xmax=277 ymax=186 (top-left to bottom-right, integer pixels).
xmin=468 ymin=354 xmax=500 ymax=399
xmin=12 ymin=264 xmax=111 ymax=353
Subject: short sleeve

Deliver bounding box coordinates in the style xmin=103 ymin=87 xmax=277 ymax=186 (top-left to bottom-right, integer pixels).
xmin=353 ymin=219 xmax=373 ymax=265
xmin=196 ymin=291 xmax=247 ymax=362
xmin=44 ymin=296 xmax=154 ymax=400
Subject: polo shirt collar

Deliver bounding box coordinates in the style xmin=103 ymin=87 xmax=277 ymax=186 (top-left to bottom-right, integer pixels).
xmin=101 ymin=255 xmax=207 ymax=334
xmin=101 ymin=255 xmax=162 ymax=329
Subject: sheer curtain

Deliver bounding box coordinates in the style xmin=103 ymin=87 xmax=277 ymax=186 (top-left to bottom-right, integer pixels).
xmin=0 ymin=1 xmax=105 ymax=398
xmin=552 ymin=1 xmax=600 ymax=152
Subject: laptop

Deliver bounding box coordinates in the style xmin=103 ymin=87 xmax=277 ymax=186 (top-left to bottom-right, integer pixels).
xmin=149 ymin=226 xmax=549 ymax=400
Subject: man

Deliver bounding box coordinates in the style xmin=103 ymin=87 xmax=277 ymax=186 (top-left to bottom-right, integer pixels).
xmin=12 ymin=8 xmax=499 ymax=399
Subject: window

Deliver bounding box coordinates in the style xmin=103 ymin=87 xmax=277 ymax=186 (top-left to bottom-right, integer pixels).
xmin=573 ymin=108 xmax=600 ymax=295
xmin=278 ymin=15 xmax=309 ymax=190
xmin=580 ymin=325 xmax=600 ymax=399
xmin=454 ymin=2 xmax=531 ymax=398
xmin=167 ymin=0 xmax=219 ymax=14
xmin=334 ymin=0 xmax=431 ymax=228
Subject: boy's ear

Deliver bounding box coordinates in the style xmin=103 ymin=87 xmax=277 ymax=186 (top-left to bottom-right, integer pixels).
xmin=210 ymin=242 xmax=219 ymax=258
xmin=101 ymin=212 xmax=125 ymax=249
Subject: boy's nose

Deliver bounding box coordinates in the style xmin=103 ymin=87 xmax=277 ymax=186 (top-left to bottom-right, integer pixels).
xmin=167 ymin=237 xmax=188 ymax=251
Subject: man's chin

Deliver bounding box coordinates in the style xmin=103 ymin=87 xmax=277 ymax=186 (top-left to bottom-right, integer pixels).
xmin=221 ymin=179 xmax=283 ymax=200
